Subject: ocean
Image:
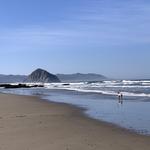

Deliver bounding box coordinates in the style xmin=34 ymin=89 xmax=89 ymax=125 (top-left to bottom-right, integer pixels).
xmin=1 ymin=79 xmax=150 ymax=135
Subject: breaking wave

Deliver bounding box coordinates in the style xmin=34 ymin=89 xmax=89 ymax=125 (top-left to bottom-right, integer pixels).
xmin=44 ymin=80 xmax=150 ymax=98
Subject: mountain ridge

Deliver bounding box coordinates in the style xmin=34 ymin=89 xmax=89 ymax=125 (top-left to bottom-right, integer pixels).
xmin=0 ymin=70 xmax=107 ymax=83
xmin=57 ymin=73 xmax=107 ymax=82
xmin=0 ymin=74 xmax=27 ymax=83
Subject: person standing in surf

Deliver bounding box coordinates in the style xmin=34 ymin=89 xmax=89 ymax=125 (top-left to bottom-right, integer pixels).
xmin=118 ymin=91 xmax=123 ymax=104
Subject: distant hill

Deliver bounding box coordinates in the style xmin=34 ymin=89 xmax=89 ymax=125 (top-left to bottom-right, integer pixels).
xmin=0 ymin=74 xmax=27 ymax=83
xmin=57 ymin=73 xmax=107 ymax=82
xmin=25 ymin=68 xmax=60 ymax=83
xmin=0 ymin=70 xmax=107 ymax=83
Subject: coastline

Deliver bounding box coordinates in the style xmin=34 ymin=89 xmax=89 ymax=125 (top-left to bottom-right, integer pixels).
xmin=0 ymin=93 xmax=149 ymax=150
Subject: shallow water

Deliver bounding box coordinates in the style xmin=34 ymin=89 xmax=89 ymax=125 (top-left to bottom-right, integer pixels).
xmin=1 ymin=87 xmax=150 ymax=135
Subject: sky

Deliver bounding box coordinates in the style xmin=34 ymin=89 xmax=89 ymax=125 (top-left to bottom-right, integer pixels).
xmin=0 ymin=0 xmax=150 ymax=79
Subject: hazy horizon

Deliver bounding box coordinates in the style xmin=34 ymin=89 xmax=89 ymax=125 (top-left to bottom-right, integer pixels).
xmin=0 ymin=0 xmax=150 ymax=79
xmin=0 ymin=68 xmax=150 ymax=80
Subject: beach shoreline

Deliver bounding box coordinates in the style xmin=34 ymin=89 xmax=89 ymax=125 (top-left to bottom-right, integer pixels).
xmin=0 ymin=93 xmax=149 ymax=150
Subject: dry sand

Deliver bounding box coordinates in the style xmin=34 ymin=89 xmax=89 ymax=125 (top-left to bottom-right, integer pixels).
xmin=0 ymin=93 xmax=149 ymax=150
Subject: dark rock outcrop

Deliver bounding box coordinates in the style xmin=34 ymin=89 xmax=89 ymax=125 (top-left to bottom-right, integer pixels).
xmin=0 ymin=83 xmax=44 ymax=89
xmin=25 ymin=68 xmax=60 ymax=83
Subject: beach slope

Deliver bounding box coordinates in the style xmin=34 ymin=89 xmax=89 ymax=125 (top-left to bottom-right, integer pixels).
xmin=0 ymin=93 xmax=149 ymax=150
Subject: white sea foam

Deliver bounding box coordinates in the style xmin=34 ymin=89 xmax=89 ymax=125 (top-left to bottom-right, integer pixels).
xmin=122 ymin=80 xmax=150 ymax=84
xmin=4 ymin=80 xmax=149 ymax=98
xmin=45 ymin=82 xmax=150 ymax=98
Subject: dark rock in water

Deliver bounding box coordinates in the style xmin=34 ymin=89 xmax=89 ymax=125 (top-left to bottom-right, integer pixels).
xmin=25 ymin=68 xmax=60 ymax=83
xmin=0 ymin=83 xmax=44 ymax=89
xmin=62 ymin=83 xmax=70 ymax=86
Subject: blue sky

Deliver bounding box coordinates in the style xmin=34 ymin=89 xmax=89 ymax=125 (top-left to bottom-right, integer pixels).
xmin=0 ymin=0 xmax=150 ymax=79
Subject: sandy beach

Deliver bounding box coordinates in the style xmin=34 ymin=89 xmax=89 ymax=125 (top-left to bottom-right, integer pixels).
xmin=0 ymin=93 xmax=149 ymax=150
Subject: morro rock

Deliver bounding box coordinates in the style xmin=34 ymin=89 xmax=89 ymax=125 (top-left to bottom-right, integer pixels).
xmin=25 ymin=68 xmax=60 ymax=83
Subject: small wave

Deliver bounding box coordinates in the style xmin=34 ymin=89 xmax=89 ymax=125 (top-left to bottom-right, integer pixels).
xmin=46 ymin=85 xmax=150 ymax=98
xmin=122 ymin=92 xmax=150 ymax=97
xmin=89 ymin=85 xmax=150 ymax=88
xmin=122 ymin=80 xmax=150 ymax=84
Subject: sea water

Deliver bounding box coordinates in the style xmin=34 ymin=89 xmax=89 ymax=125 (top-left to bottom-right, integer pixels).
xmin=1 ymin=79 xmax=150 ymax=135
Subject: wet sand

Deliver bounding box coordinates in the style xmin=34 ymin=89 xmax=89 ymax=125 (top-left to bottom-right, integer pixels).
xmin=0 ymin=93 xmax=149 ymax=150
